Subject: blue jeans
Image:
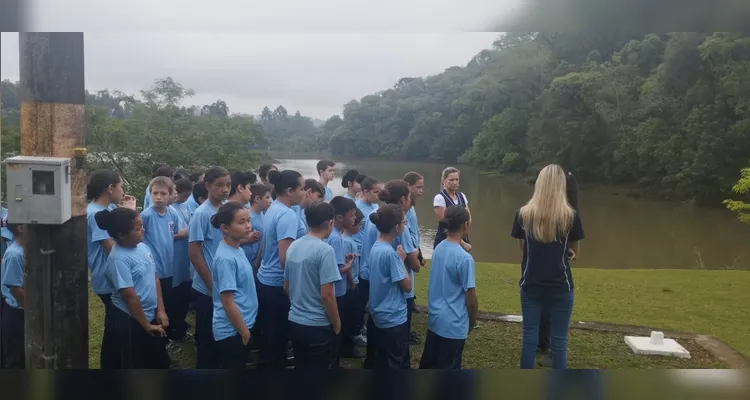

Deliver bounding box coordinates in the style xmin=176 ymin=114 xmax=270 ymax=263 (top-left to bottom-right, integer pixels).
xmin=520 ymin=288 xmax=574 ymax=369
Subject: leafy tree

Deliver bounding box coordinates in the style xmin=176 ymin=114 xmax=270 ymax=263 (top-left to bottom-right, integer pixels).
xmin=724 ymin=168 xmax=750 ymax=223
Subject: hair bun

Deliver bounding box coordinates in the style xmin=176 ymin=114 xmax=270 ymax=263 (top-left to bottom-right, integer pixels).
xmin=267 ymin=170 xmax=282 ymax=186
xmin=369 ymin=212 xmax=380 ymax=224
xmin=94 ymin=209 xmax=112 ymax=230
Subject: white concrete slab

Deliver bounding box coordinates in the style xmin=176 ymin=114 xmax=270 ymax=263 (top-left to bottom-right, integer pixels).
xmin=624 ymin=332 xmax=691 ymax=358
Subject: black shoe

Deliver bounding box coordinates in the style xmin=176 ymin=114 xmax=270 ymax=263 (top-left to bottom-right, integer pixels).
xmin=537 ymin=355 xmax=552 ymax=368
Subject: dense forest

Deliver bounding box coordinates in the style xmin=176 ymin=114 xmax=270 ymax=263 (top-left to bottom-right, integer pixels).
xmin=329 ymin=32 xmax=750 ymax=204
xmin=2 ymin=32 xmax=750 ymax=206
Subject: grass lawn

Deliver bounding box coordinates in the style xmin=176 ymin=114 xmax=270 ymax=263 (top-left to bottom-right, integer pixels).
xmin=88 ymin=262 xmax=748 ymax=368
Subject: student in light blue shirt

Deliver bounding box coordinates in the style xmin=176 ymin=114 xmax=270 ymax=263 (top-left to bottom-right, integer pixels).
xmin=403 ymin=171 xmax=426 ymax=345
xmin=245 ymin=183 xmax=272 ymax=269
xmin=226 ymin=172 xmax=263 ymax=263
xmin=97 ymin=207 xmax=170 ymax=369
xmin=141 ymin=177 xmax=188 ymax=350
xmin=342 ymin=208 xmax=365 ymax=350
xmin=292 ymin=179 xmax=325 ymax=239
xmin=87 ymin=169 xmax=133 ymax=369
xmin=256 ymin=169 xmax=305 ymax=369
xmin=341 ymin=169 xmax=364 ymax=201
xmin=1 ymin=223 xmax=24 ymax=368
xmin=209 ymin=202 xmax=259 ymax=369
xmin=419 ymin=205 xmax=477 ymax=370
xmin=316 ymin=159 xmax=336 ymax=201
xmin=327 ymin=197 xmax=358 ymax=362
xmin=143 ymin=165 xmax=174 ymax=210
xmin=366 ymin=204 xmax=412 ymax=369
xmin=188 ymin=166 xmax=232 ymax=369
xmin=1 ymin=206 xmax=14 ymax=260
xmin=358 ymin=180 xmax=420 ymax=368
xmin=169 ymin=178 xmax=200 ymax=343
xmin=284 ymin=201 xmax=343 ymax=369
xmin=354 ymin=176 xmax=381 ymax=253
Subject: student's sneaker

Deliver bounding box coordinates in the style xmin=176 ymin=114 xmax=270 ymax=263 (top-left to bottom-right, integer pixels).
xmin=537 ymin=355 xmax=553 ymax=368
xmin=408 ymin=332 xmax=421 ymax=346
xmin=180 ymin=331 xmax=195 ymax=344
xmin=353 ymin=334 xmax=367 ymax=347
xmin=166 ymin=340 xmax=182 ymax=354
xmin=245 ymin=351 xmax=259 ymax=368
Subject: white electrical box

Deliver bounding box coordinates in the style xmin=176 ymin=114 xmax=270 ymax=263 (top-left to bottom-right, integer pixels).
xmin=4 ymin=156 xmax=72 ymax=225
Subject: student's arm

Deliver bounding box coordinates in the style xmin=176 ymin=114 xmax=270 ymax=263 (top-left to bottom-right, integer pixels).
xmin=510 ymin=211 xmax=525 ymax=252
xmin=567 ymin=212 xmax=585 ymax=260
xmin=283 ymin=279 xmax=289 ymax=296
xmin=459 ymin=257 xmax=478 ymax=335
xmin=173 ymin=212 xmax=188 ymax=239
xmin=9 ymin=287 xmax=24 ymax=307
xmin=277 ymin=210 xmax=299 ymax=269
xmin=394 ymin=252 xmax=412 ymax=293
xmin=3 ymin=253 xmax=25 ymax=307
xmin=90 ymin=213 xmax=115 ymax=254
xmin=400 ymin=229 xmax=421 ymax=273
xmin=102 ymin=239 xmax=115 ymax=254
xmin=120 ymin=288 xmax=157 ymax=330
xmin=155 ymin=273 xmax=168 ymax=327
xmin=222 ymin=291 xmax=251 ymax=344
xmin=188 ymin=213 xmax=213 ymax=291
xmin=320 ymin=248 xmax=342 ymax=334
xmin=254 ymin=238 xmax=264 ymax=268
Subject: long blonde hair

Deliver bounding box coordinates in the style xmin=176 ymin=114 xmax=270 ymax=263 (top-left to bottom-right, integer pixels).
xmin=519 ymin=165 xmax=574 ymax=243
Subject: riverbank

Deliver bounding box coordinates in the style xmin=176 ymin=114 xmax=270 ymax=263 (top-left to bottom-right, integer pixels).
xmin=87 ymin=263 xmax=748 ymax=368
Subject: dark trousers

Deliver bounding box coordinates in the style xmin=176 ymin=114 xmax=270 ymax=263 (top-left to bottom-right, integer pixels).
xmin=170 ymin=280 xmax=192 ymax=340
xmin=159 ymin=277 xmax=174 ymax=342
xmin=419 ymin=329 xmax=465 ymax=369
xmin=109 ymin=306 xmax=170 ymax=369
xmin=538 ymin=306 xmax=551 ymax=352
xmin=1 ymin=302 xmax=24 ymax=369
xmin=354 ymin=279 xmax=369 ymax=336
xmin=363 ymin=316 xmax=377 ymax=369
xmin=256 ymin=282 xmax=290 ymax=369
xmin=374 ymin=322 xmax=410 ymax=369
xmin=288 ymin=321 xmax=334 ymax=369
xmin=406 ymin=297 xmax=416 ymax=337
xmin=192 ymin=289 xmax=220 ymax=369
xmin=98 ymin=293 xmax=119 ymax=369
xmin=217 ymin=333 xmax=252 ymax=369
xmin=336 ymin=291 xmax=357 ymax=357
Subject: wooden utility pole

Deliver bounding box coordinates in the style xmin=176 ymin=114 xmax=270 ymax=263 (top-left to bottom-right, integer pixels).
xmin=18 ymin=32 xmax=88 ymax=368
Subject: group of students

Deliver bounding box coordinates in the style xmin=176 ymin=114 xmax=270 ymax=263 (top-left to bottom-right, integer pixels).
xmin=0 ymin=155 xmax=583 ymax=370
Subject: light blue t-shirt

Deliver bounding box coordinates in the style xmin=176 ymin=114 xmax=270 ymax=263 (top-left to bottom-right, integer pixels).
xmin=342 ymin=234 xmax=360 ymax=285
xmin=242 ymin=208 xmax=264 ymax=265
xmin=212 ymin=241 xmax=259 ymax=341
xmin=141 ymin=206 xmax=183 ymax=279
xmin=87 ymin=202 xmax=116 ymax=294
xmin=284 ymin=235 xmax=341 ymax=326
xmin=186 ymin=195 xmax=200 ymax=215
xmin=427 ymin=240 xmax=476 ymax=340
xmin=170 ymin=202 xmax=192 ymax=286
xmin=343 ymin=192 xmax=355 ymax=201
xmin=325 ymin=228 xmax=348 ymax=297
xmin=1 ymin=241 xmax=24 ymax=309
xmin=1 ymin=207 xmax=14 ymax=259
xmin=292 ymin=205 xmax=308 ymax=239
xmin=404 ymin=206 xmax=420 ymax=299
xmin=189 ymin=201 xmax=223 ymax=296
xmin=257 ymin=200 xmax=299 ymax=287
xmin=368 ymin=241 xmax=408 ymax=329
xmin=324 ymin=187 xmax=333 ymax=202
xmin=354 ymin=199 xmax=378 ymax=253
xmin=108 ymin=243 xmax=159 ymax=322
xmin=359 ymin=217 xmax=416 ymax=281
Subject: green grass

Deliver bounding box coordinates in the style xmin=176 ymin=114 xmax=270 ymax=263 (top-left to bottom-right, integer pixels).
xmin=89 ymin=262 xmax=748 ymax=368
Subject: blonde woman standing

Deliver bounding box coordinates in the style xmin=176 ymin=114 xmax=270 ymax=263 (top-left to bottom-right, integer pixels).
xmin=432 ymin=167 xmax=471 ymax=251
xmin=511 ymin=164 xmax=584 ymax=369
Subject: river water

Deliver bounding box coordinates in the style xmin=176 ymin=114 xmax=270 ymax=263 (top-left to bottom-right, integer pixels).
xmin=274 ymin=158 xmax=750 ymax=270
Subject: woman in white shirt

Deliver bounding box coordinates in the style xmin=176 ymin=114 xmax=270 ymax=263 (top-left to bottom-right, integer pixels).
xmin=432 ymin=167 xmax=471 ymax=251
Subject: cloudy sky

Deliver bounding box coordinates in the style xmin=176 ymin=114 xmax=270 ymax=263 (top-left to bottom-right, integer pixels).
xmin=0 ymin=0 xmax=517 ymax=118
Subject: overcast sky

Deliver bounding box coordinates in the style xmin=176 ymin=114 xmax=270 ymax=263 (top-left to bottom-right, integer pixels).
xmin=0 ymin=0 xmax=514 ymax=118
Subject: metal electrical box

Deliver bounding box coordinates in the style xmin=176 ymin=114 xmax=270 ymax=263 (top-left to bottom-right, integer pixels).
xmin=4 ymin=156 xmax=72 ymax=225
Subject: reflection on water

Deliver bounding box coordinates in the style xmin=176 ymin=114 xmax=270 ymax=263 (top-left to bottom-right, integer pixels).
xmin=274 ymin=159 xmax=750 ymax=270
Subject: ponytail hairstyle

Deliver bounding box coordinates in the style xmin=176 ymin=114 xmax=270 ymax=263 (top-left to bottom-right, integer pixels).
xmin=268 ymin=169 xmax=303 ymax=198
xmin=353 ymin=207 xmax=364 ymax=227
xmin=565 ymin=171 xmax=579 ymax=211
xmin=94 ymin=208 xmax=139 ymax=243
xmin=87 ymin=169 xmax=121 ymax=202
xmin=378 ymin=179 xmax=411 ymax=205
xmin=341 ymin=169 xmax=363 ymax=189
xmin=369 ymin=204 xmax=404 ymax=234
xmin=305 ymin=201 xmax=335 ymax=229
xmin=438 ymin=205 xmax=470 ymax=233
xmin=210 ymin=202 xmax=247 ymax=230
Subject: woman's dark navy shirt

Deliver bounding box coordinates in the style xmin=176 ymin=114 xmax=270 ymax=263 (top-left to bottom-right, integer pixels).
xmin=511 ymin=211 xmax=584 ymax=294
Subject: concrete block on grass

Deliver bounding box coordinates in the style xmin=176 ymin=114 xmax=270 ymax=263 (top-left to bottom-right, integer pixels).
xmin=624 ymin=331 xmax=691 ymax=358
